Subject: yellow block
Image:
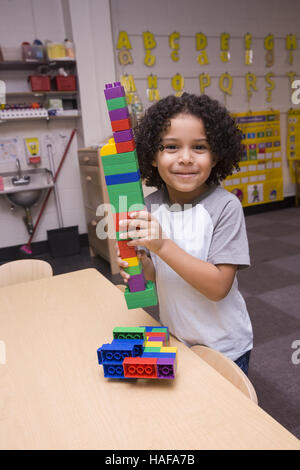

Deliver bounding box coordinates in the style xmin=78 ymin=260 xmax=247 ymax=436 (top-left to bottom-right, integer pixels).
xmin=161 ymin=347 xmax=177 ymax=355
xmin=123 ymin=256 xmax=139 ymax=267
xmin=144 ymin=341 xmax=163 ymax=348
xmin=100 ymin=138 xmax=117 ymax=156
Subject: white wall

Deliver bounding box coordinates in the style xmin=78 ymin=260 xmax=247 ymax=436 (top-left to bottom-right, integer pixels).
xmin=0 ymin=0 xmax=117 ymax=250
xmin=110 ymin=0 xmax=300 ymax=197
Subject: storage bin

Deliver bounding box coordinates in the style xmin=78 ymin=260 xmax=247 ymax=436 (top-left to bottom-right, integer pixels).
xmin=22 ymin=44 xmax=45 ymax=62
xmin=1 ymin=47 xmax=23 ymax=61
xmin=29 ymin=75 xmax=51 ymax=92
xmin=55 ymin=75 xmax=76 ymax=91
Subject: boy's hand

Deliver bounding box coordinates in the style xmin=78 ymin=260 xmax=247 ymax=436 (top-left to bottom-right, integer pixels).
xmin=115 ymin=243 xmax=154 ymax=284
xmin=119 ymin=211 xmax=167 ymax=254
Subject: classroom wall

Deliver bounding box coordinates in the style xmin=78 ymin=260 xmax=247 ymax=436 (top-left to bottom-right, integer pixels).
xmin=109 ymin=0 xmax=300 ymax=197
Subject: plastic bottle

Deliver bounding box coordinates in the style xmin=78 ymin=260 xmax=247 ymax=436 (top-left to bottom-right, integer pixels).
xmin=64 ymin=39 xmax=75 ymax=59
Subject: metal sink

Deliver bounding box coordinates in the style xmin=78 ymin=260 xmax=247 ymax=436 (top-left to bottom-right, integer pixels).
xmin=0 ymin=167 xmax=54 ymax=209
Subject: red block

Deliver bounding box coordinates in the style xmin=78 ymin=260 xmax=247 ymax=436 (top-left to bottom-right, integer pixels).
xmin=117 ymin=240 xmax=137 ymax=259
xmin=116 ymin=140 xmax=136 ymax=153
xmin=123 ymin=357 xmax=158 ymax=378
xmin=111 ymin=117 xmax=132 ymax=132
xmin=113 ymin=210 xmax=145 ymax=232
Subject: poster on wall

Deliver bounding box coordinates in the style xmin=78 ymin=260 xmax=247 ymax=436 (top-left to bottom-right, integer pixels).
xmin=0 ymin=137 xmax=19 ymax=163
xmin=287 ymin=109 xmax=300 ymax=183
xmin=223 ymin=110 xmax=283 ymax=207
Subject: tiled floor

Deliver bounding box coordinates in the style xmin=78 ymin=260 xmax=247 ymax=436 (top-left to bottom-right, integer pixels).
xmin=239 ymin=207 xmax=300 ymax=439
xmin=3 ymin=206 xmax=300 ymax=439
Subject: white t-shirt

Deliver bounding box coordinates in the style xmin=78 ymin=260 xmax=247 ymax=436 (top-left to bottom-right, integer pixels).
xmin=144 ymin=184 xmax=253 ymax=361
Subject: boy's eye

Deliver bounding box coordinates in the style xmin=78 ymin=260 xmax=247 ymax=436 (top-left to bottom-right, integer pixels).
xmin=194 ymin=144 xmax=208 ymax=151
xmin=159 ymin=144 xmax=179 ymax=152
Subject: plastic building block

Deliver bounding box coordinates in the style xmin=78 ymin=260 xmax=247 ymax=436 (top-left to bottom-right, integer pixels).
xmin=123 ymin=262 xmax=143 ymax=276
xmin=113 ymin=326 xmax=146 ymax=340
xmin=104 ymin=82 xmax=125 ymax=100
xmin=103 ymin=82 xmax=158 ymax=310
xmin=100 ymin=138 xmax=117 ymax=156
xmin=123 ymin=357 xmax=158 ymax=379
xmin=106 ymin=96 xmax=127 ymax=111
xmin=111 ymin=117 xmax=132 ymax=132
xmin=105 ymin=170 xmax=140 ymax=186
xmin=117 ymin=240 xmax=137 ymax=258
xmin=157 ymin=357 xmax=176 ymax=379
xmin=143 ymin=346 xmax=162 ymax=353
xmin=103 ymin=160 xmax=139 ymax=177
xmin=103 ymin=363 xmax=125 ymax=378
xmin=109 ymin=107 xmax=129 ymax=121
xmin=147 ymin=336 xmax=165 ymax=344
xmin=113 ymin=129 xmax=134 ymax=143
xmin=146 ymin=332 xmax=168 ymax=345
xmin=144 ymin=341 xmax=163 ymax=348
xmin=128 ymin=272 xmax=146 ymax=292
xmin=97 ymin=325 xmax=176 ymax=380
xmin=123 ymin=256 xmax=139 ymax=267
xmin=116 ymin=139 xmax=136 ymax=153
xmin=113 ymin=209 xmax=145 ymax=232
xmin=124 ymin=281 xmax=158 ymax=309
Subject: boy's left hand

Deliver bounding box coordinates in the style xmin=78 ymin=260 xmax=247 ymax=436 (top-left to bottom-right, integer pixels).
xmin=119 ymin=211 xmax=167 ymax=254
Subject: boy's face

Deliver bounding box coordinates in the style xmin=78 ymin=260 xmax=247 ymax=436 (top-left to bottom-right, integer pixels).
xmin=152 ymin=113 xmax=216 ymax=204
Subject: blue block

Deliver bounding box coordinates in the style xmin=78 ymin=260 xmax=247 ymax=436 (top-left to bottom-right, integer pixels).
xmin=103 ymin=362 xmax=125 ymax=378
xmin=111 ymin=338 xmax=144 ymax=357
xmin=97 ymin=347 xmax=103 ymax=364
xmin=141 ymin=352 xmax=176 ymax=359
xmin=99 ymin=342 xmax=133 ymax=363
xmin=105 ymin=170 xmax=141 ymax=186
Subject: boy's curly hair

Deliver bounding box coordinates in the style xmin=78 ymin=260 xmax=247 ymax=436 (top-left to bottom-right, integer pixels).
xmin=134 ymin=93 xmax=242 ymax=188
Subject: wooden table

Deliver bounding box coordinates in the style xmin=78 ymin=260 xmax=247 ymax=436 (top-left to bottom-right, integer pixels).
xmin=0 ymin=268 xmax=299 ymax=450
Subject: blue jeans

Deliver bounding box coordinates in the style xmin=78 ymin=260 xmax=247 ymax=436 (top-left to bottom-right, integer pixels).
xmin=234 ymin=350 xmax=251 ymax=376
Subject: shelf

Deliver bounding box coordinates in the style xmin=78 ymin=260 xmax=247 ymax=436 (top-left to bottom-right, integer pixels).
xmin=5 ymin=91 xmax=77 ymax=97
xmin=0 ymin=113 xmax=80 ymax=123
xmin=0 ymin=60 xmax=76 ymax=71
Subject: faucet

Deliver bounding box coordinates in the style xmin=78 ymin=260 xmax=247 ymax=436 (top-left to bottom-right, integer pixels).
xmin=12 ymin=158 xmax=30 ymax=186
xmin=16 ymin=158 xmax=22 ymax=180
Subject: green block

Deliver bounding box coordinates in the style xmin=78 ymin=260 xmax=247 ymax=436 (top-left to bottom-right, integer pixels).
xmin=107 ymin=181 xmax=144 ymax=211
xmin=103 ymin=160 xmax=139 ymax=176
xmin=124 ymin=261 xmax=142 ymax=275
xmin=143 ymin=347 xmax=161 ymax=352
xmin=113 ymin=326 xmax=146 ymax=340
xmin=106 ymin=96 xmax=127 ymax=111
xmin=101 ymin=150 xmax=138 ymax=168
xmin=124 ymin=281 xmax=158 ymax=309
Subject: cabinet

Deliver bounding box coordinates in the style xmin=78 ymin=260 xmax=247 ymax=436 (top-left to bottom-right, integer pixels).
xmin=78 ymin=148 xmax=119 ymax=275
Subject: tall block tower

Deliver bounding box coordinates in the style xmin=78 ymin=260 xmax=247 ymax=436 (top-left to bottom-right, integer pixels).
xmin=101 ymin=81 xmax=158 ymax=310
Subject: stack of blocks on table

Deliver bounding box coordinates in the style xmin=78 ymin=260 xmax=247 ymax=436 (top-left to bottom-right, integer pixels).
xmin=101 ymin=81 xmax=158 ymax=309
xmin=97 ymin=326 xmax=177 ymax=380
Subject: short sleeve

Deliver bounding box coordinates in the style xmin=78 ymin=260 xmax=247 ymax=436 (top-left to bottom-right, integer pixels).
xmin=207 ymin=198 xmax=250 ymax=269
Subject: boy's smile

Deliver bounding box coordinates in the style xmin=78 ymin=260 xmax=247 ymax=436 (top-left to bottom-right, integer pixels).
xmin=152 ymin=113 xmax=216 ymax=205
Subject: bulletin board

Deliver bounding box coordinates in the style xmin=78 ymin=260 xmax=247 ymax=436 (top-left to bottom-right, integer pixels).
xmin=223 ymin=110 xmax=283 ymax=207
xmin=287 ymin=109 xmax=300 ymax=183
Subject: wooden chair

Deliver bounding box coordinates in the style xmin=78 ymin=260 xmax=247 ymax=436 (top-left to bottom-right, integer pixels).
xmin=190 ymin=345 xmax=258 ymax=404
xmin=0 ymin=259 xmax=53 ymax=288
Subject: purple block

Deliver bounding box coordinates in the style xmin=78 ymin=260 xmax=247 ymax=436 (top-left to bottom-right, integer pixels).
xmin=109 ymin=107 xmax=129 ymax=121
xmin=147 ymin=336 xmax=165 ymax=343
xmin=157 ymin=358 xmax=176 ymax=379
xmin=113 ymin=129 xmax=134 ymax=143
xmin=104 ymin=82 xmax=125 ymax=100
xmin=128 ymin=272 xmax=146 ymax=292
